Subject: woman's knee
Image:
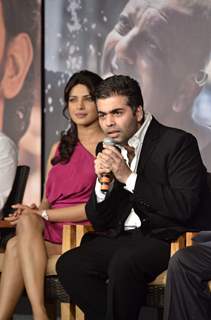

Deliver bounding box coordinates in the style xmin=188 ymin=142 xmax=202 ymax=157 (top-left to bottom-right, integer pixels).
xmin=16 ymin=212 xmax=43 ymax=235
xmin=5 ymin=236 xmax=18 ymax=258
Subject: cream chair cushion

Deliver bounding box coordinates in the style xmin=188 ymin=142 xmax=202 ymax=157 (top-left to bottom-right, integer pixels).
xmin=46 ymin=254 xmax=60 ymax=276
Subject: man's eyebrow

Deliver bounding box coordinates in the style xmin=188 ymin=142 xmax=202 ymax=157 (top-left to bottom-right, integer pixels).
xmin=98 ymin=108 xmax=125 ymax=114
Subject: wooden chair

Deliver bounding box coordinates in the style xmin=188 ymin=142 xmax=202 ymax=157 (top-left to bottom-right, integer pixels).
xmin=45 ymin=224 xmax=93 ymax=320
xmin=61 ymin=225 xmax=92 ymax=320
xmin=2 ymin=169 xmax=209 ymax=319
xmin=4 ymin=225 xmax=198 ymax=319
xmin=53 ymin=225 xmax=186 ymax=320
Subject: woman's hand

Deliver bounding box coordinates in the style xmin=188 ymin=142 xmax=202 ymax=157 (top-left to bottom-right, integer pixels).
xmin=4 ymin=212 xmax=20 ymax=225
xmin=4 ymin=203 xmax=40 ymax=225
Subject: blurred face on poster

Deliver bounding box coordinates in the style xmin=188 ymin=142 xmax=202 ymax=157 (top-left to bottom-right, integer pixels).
xmin=102 ymin=0 xmax=211 ymax=128
xmin=0 ymin=1 xmax=41 ymax=204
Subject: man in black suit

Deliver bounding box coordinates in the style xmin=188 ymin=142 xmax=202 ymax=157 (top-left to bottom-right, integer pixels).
xmin=56 ymin=75 xmax=210 ymax=320
xmin=163 ymin=232 xmax=211 ymax=320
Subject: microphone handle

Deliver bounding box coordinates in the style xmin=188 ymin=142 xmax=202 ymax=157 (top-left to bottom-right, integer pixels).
xmin=98 ymin=138 xmax=119 ymax=193
xmin=100 ymin=173 xmax=112 ymax=193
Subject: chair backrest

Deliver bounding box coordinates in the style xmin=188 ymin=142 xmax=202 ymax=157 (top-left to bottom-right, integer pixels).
xmin=2 ymin=165 xmax=30 ymax=217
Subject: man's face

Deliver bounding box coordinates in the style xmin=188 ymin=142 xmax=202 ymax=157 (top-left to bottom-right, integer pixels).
xmin=97 ymin=94 xmax=143 ymax=145
xmin=102 ymin=0 xmax=199 ymax=121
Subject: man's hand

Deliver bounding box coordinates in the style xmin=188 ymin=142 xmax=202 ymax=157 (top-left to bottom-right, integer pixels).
xmin=95 ymin=150 xmax=112 ymax=179
xmin=95 ymin=145 xmax=132 ymax=184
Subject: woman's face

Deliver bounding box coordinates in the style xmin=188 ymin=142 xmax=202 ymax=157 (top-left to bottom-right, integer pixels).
xmin=68 ymin=84 xmax=98 ymax=126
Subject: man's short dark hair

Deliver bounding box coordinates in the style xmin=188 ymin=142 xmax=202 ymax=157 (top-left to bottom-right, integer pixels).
xmin=95 ymin=75 xmax=144 ymax=111
xmin=2 ymin=0 xmax=40 ymax=143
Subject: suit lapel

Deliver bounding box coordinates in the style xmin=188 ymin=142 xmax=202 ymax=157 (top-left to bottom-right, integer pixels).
xmin=139 ymin=117 xmax=163 ymax=171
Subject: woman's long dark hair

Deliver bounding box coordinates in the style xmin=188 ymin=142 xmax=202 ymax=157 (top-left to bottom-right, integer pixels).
xmin=51 ymin=70 xmax=102 ymax=165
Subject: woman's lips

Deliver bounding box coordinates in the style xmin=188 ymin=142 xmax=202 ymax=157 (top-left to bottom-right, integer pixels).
xmin=75 ymin=113 xmax=87 ymax=118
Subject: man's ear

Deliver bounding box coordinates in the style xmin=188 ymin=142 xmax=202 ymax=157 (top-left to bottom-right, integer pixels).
xmin=172 ymin=73 xmax=206 ymax=113
xmin=1 ymin=33 xmax=33 ymax=99
xmin=136 ymin=105 xmax=143 ymax=122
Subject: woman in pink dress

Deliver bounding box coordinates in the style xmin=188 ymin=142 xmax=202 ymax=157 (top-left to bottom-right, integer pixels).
xmin=0 ymin=70 xmax=104 ymax=320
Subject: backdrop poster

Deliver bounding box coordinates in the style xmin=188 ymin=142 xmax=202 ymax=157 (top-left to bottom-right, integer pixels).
xmin=45 ymin=0 xmax=211 ymax=171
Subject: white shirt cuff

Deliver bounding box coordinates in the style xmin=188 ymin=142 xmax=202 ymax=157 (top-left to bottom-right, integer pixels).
xmin=124 ymin=172 xmax=137 ymax=193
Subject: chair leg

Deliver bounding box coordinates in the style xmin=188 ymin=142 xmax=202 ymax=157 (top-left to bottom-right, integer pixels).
xmin=61 ymin=302 xmax=75 ymax=320
xmin=158 ymin=307 xmax=164 ymax=320
xmin=46 ymin=301 xmax=57 ymax=320
xmin=139 ymin=306 xmax=163 ymax=320
xmin=76 ymin=305 xmax=84 ymax=320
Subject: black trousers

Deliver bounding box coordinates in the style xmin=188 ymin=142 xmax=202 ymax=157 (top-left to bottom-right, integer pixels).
xmin=163 ymin=244 xmax=211 ymax=320
xmin=56 ymin=229 xmax=170 ymax=320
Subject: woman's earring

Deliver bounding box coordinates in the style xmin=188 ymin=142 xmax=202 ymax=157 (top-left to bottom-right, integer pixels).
xmin=64 ymin=121 xmax=72 ymax=134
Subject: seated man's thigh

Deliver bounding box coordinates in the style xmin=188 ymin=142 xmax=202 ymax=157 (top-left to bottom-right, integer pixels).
xmin=108 ymin=232 xmax=170 ymax=282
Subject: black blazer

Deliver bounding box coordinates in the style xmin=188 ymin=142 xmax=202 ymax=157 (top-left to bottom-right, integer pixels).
xmin=86 ymin=118 xmax=211 ymax=241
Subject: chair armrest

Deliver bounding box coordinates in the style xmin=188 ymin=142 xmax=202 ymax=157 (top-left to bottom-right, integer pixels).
xmin=170 ymin=232 xmax=199 ymax=258
xmin=0 ymin=220 xmax=14 ymax=228
xmin=186 ymin=232 xmax=199 ymax=247
xmin=170 ymin=234 xmax=186 ymax=257
xmin=62 ymin=225 xmax=189 ymax=257
xmin=62 ymin=224 xmax=93 ymax=254
xmin=63 ymin=225 xmax=187 ymax=259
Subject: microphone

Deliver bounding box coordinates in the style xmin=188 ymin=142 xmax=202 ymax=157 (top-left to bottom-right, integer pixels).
xmin=95 ymin=138 xmax=120 ymax=193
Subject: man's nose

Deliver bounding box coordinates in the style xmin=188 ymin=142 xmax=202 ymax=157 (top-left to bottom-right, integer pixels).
xmin=110 ymin=39 xmax=137 ymax=75
xmin=105 ymin=114 xmax=115 ymax=127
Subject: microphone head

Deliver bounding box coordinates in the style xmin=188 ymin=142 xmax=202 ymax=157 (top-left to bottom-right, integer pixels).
xmin=103 ymin=137 xmax=121 ymax=153
xmin=103 ymin=137 xmax=116 ymax=146
xmin=96 ymin=138 xmax=121 ymax=156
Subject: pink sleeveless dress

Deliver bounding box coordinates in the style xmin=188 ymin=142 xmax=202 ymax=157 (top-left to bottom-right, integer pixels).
xmin=44 ymin=142 xmax=96 ymax=244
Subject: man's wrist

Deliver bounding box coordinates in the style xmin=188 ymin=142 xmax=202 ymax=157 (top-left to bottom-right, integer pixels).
xmin=124 ymin=172 xmax=137 ymax=193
